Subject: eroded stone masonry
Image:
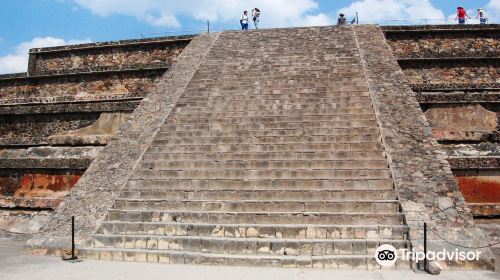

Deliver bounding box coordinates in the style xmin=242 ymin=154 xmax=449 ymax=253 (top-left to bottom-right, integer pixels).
xmin=0 ymin=35 xmax=193 ymax=234
xmin=383 ymin=25 xmax=500 ymax=258
xmin=0 ymin=24 xmax=498 ymax=270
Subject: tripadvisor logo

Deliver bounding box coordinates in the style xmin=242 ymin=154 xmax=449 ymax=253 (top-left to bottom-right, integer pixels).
xmin=375 ymin=244 xmax=398 ymax=267
xmin=375 ymin=244 xmax=482 ymax=267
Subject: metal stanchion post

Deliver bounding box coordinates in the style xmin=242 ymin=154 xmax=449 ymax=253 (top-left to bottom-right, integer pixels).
xmin=63 ymin=216 xmax=81 ymax=262
xmin=424 ymin=222 xmax=428 ymax=271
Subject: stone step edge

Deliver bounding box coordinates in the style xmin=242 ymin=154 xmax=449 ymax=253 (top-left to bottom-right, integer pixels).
xmin=151 ymin=136 xmax=382 ymax=141
xmin=171 ymin=110 xmax=376 ymax=116
xmin=92 ymin=234 xmax=408 ymax=243
xmin=123 ymin=187 xmax=395 ymax=191
xmin=127 ymin=178 xmax=392 ymax=181
xmin=156 ymin=130 xmax=382 ymax=136
xmin=148 ymin=142 xmax=384 ymax=147
xmin=78 ymin=247 xmax=411 ymax=269
xmin=120 ymin=189 xmax=396 ymax=194
xmin=107 ymin=210 xmax=403 ymax=215
xmin=139 ymin=159 xmax=388 ymax=164
xmin=99 ymin=221 xmax=408 ymax=228
xmin=114 ymin=199 xmax=400 ymax=203
xmin=79 ymin=247 xmax=386 ymax=260
xmin=136 ymin=168 xmax=390 ymax=172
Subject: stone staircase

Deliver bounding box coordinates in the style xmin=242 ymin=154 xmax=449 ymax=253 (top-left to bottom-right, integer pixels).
xmin=80 ymin=26 xmax=409 ymax=269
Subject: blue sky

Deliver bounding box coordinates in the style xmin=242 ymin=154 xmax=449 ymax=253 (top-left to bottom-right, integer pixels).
xmin=0 ymin=0 xmax=498 ymax=73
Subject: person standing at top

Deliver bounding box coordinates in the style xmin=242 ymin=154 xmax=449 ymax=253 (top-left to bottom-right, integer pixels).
xmin=477 ymin=8 xmax=488 ymax=24
xmin=252 ymin=8 xmax=261 ymax=29
xmin=240 ymin=11 xmax=249 ymax=30
xmin=337 ymin=13 xmax=347 ymax=25
xmin=456 ymin=7 xmax=471 ymax=25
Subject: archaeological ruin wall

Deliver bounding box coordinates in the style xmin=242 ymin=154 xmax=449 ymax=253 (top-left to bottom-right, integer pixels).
xmin=0 ymin=25 xmax=498 ymax=263
xmin=0 ymin=36 xmax=192 ymax=234
xmin=383 ymin=25 xmax=499 ymax=244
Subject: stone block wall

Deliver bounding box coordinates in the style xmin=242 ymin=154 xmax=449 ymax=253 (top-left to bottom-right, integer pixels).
xmin=0 ymin=70 xmax=163 ymax=104
xmin=356 ymin=25 xmax=494 ymax=270
xmin=0 ymin=113 xmax=100 ymax=144
xmin=383 ymin=24 xmax=500 ymax=234
xmin=0 ymin=169 xmax=84 ymax=198
xmin=384 ymin=27 xmax=499 ymax=59
xmin=29 ymin=36 xmax=191 ymax=75
xmin=0 ymin=35 xmax=192 ymax=234
xmin=402 ymin=62 xmax=499 ymax=86
xmin=27 ymin=33 xmax=218 ymax=252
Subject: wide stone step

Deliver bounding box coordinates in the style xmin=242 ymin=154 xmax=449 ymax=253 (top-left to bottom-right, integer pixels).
xmin=131 ymin=169 xmax=392 ymax=180
xmin=160 ymin=121 xmax=379 ymax=132
xmin=119 ymin=189 xmax=398 ymax=201
xmin=165 ymin=114 xmax=376 ymax=125
xmin=91 ymin=234 xmax=409 ymax=257
xmin=126 ymin=178 xmax=394 ymax=191
xmin=174 ymin=102 xmax=373 ymax=113
xmin=192 ymin=67 xmax=364 ymax=76
xmin=151 ymin=134 xmax=382 ymax=145
xmin=142 ymin=151 xmax=386 ymax=161
xmin=112 ymin=199 xmax=400 ymax=213
xmin=98 ymin=222 xmax=408 ymax=240
xmin=170 ymin=108 xmax=374 ymax=118
xmin=140 ymin=160 xmax=388 ymax=170
xmin=182 ymin=91 xmax=371 ymax=100
xmin=186 ymin=84 xmax=369 ymax=93
xmin=177 ymin=96 xmax=373 ymax=104
xmin=155 ymin=127 xmax=381 ymax=138
xmin=105 ymin=210 xmax=404 ymax=225
xmin=146 ymin=143 xmax=384 ymax=154
xmin=80 ymin=248 xmax=410 ymax=269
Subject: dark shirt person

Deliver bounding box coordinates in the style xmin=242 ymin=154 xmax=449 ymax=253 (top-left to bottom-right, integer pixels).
xmin=337 ymin=14 xmax=347 ymax=26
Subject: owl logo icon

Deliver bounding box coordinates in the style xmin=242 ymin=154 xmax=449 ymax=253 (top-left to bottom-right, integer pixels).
xmin=375 ymin=244 xmax=398 ymax=267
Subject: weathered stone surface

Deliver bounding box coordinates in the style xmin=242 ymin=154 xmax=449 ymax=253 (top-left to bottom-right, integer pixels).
xmin=0 ymin=112 xmax=100 ymax=143
xmin=29 ymin=36 xmax=192 ymax=75
xmin=0 ymin=146 xmax=100 ymax=169
xmin=0 ymin=99 xmax=140 ymax=115
xmin=0 ymin=209 xmax=50 ymax=234
xmin=0 ymin=69 xmax=163 ymax=104
xmin=27 ymin=33 xmax=218 ymax=251
xmin=11 ymin=172 xmax=82 ymax=198
xmin=50 ymin=112 xmax=129 ymax=145
xmin=385 ymin=31 xmax=499 ymax=59
xmin=415 ymin=91 xmax=500 ymax=104
xmin=424 ymin=104 xmax=498 ymax=141
xmin=402 ymin=62 xmax=499 ymax=86
xmin=0 ymin=24 xmax=491 ymax=269
xmin=438 ymin=197 xmax=454 ymax=210
xmin=0 ymin=196 xmax=62 ymax=208
xmin=427 ymin=260 xmax=442 ymax=275
xmin=353 ymin=25 xmax=494 ymax=269
xmin=442 ymin=143 xmax=500 ymax=158
xmin=467 ymin=203 xmax=500 ymax=216
xmin=454 ymin=168 xmax=500 ymax=204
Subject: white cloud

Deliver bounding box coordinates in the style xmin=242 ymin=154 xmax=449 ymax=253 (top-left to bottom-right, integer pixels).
xmin=338 ymin=0 xmax=445 ymax=25
xmin=0 ymin=37 xmax=91 ymax=74
xmin=299 ymin=13 xmax=333 ymax=26
xmin=486 ymin=0 xmax=500 ymax=22
xmin=71 ymin=0 xmax=328 ymax=28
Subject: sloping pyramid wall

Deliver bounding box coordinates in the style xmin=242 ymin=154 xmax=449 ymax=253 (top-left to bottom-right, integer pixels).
xmin=27 ymin=26 xmax=493 ymax=270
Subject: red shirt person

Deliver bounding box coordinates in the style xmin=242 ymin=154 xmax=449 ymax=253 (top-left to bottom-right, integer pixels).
xmin=456 ymin=7 xmax=471 ymax=24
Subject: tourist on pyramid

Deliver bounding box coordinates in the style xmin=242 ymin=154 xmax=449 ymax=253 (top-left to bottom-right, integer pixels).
xmin=252 ymin=8 xmax=261 ymax=29
xmin=477 ymin=8 xmax=488 ymax=24
xmin=337 ymin=13 xmax=347 ymax=25
xmin=455 ymin=7 xmax=471 ymax=25
xmin=240 ymin=11 xmax=249 ymax=30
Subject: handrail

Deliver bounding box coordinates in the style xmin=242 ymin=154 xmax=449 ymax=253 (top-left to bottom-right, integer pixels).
xmin=138 ymin=18 xmax=496 ymax=39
